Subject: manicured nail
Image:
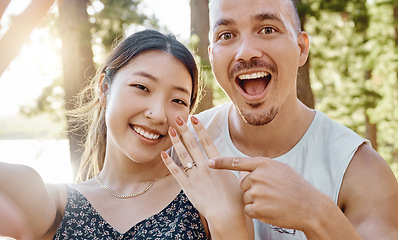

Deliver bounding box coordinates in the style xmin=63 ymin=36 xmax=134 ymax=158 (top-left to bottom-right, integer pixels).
xmin=175 ymin=116 xmax=184 ymax=126
xmin=190 ymin=115 xmax=199 ymax=125
xmin=169 ymin=126 xmax=177 ymax=137
xmin=161 ymin=151 xmax=168 ymax=160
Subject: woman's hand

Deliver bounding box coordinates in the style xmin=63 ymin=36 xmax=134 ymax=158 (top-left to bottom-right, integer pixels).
xmin=161 ymin=116 xmax=252 ymax=240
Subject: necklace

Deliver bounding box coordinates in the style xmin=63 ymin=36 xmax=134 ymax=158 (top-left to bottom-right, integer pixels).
xmin=95 ymin=171 xmax=170 ymax=199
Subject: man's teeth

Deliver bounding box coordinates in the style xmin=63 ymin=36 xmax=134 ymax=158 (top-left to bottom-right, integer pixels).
xmin=132 ymin=126 xmax=160 ymax=140
xmin=238 ymin=72 xmax=269 ymax=80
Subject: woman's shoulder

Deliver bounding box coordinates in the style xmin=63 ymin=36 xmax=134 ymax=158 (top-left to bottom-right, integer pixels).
xmin=39 ymin=183 xmax=68 ymax=240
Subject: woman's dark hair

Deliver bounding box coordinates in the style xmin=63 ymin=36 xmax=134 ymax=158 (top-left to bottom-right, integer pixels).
xmin=70 ymin=30 xmax=200 ymax=182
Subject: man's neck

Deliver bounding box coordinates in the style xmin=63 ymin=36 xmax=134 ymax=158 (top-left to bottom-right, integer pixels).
xmin=228 ymin=100 xmax=315 ymax=158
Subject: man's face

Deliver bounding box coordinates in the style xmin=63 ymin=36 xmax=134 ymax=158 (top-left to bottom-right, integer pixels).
xmin=209 ymin=0 xmax=309 ymax=126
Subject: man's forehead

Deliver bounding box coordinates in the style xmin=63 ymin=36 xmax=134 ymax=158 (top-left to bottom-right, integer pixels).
xmin=209 ymin=0 xmax=296 ymax=32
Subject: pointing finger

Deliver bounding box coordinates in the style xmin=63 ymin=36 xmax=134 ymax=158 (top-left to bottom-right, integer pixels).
xmin=208 ymin=157 xmax=263 ymax=172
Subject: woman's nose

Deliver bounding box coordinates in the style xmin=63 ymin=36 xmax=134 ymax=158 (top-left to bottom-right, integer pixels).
xmin=144 ymin=104 xmax=167 ymax=124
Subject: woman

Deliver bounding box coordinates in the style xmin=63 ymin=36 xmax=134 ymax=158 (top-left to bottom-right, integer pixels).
xmin=0 ymin=29 xmax=251 ymax=240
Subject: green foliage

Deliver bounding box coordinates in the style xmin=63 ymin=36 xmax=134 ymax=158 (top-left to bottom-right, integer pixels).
xmin=20 ymin=77 xmax=65 ymax=122
xmin=307 ymin=0 xmax=398 ymax=164
xmin=189 ymin=34 xmax=229 ymax=108
xmin=298 ymin=0 xmax=369 ymax=31
xmin=89 ymin=0 xmax=160 ymax=51
xmin=21 ymin=0 xmax=161 ymax=122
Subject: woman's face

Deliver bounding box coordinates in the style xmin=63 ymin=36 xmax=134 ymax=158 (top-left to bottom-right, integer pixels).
xmin=101 ymin=50 xmax=193 ymax=164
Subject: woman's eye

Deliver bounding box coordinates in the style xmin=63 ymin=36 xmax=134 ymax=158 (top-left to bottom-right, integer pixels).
xmin=173 ymin=99 xmax=188 ymax=107
xmin=261 ymin=27 xmax=276 ymax=34
xmin=132 ymin=84 xmax=148 ymax=92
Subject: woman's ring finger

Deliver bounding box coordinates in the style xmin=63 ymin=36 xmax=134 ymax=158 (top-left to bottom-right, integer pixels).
xmin=183 ymin=162 xmax=196 ymax=172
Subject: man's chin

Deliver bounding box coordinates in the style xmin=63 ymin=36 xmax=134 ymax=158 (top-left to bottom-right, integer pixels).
xmin=240 ymin=107 xmax=279 ymax=126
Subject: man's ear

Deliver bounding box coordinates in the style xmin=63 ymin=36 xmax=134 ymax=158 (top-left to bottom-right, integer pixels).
xmin=297 ymin=31 xmax=310 ymax=67
xmin=98 ymin=74 xmax=108 ymax=107
xmin=208 ymin=45 xmax=213 ymax=64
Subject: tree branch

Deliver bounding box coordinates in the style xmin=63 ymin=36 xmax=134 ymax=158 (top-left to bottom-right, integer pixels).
xmin=0 ymin=0 xmax=55 ymax=76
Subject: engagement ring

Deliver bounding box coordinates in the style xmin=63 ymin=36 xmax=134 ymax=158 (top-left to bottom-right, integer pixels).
xmin=184 ymin=162 xmax=196 ymax=172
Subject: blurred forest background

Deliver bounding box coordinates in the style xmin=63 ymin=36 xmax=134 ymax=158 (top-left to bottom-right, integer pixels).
xmin=0 ymin=0 xmax=397 ymax=181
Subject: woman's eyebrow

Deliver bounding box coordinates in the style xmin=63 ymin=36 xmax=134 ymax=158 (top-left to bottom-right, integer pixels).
xmin=173 ymin=85 xmax=191 ymax=96
xmin=133 ymin=71 xmax=157 ymax=81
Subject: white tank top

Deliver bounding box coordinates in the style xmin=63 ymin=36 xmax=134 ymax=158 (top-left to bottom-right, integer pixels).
xmin=189 ymin=102 xmax=369 ymax=240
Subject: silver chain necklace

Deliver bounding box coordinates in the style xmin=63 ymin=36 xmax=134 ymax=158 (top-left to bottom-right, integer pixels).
xmin=95 ymin=171 xmax=170 ymax=199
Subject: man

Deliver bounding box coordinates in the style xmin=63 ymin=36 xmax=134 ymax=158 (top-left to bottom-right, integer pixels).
xmin=193 ymin=0 xmax=398 ymax=239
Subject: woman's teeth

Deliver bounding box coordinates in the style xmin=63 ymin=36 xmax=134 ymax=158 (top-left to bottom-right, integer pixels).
xmin=132 ymin=126 xmax=160 ymax=140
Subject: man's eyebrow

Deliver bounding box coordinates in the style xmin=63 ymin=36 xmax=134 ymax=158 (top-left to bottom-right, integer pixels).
xmin=213 ymin=18 xmax=236 ymax=30
xmin=213 ymin=13 xmax=283 ymax=30
xmin=254 ymin=12 xmax=283 ymax=23
xmin=134 ymin=71 xmax=191 ymax=95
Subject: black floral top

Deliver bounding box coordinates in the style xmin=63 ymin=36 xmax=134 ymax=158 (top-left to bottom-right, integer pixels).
xmin=53 ymin=185 xmax=208 ymax=240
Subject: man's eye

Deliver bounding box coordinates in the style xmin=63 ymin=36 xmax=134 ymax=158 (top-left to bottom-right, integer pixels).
xmin=261 ymin=27 xmax=276 ymax=34
xmin=219 ymin=32 xmax=234 ymax=41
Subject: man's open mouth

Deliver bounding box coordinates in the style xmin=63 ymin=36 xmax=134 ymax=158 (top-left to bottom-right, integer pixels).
xmin=236 ymin=71 xmax=271 ymax=96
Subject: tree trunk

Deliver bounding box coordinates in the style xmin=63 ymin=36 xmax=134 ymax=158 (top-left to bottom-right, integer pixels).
xmin=0 ymin=0 xmax=11 ymax=20
xmin=190 ymin=0 xmax=213 ymax=113
xmin=58 ymin=0 xmax=95 ymax=178
xmin=393 ymin=3 xmax=398 ymax=47
xmin=365 ymin=114 xmax=378 ymax=150
xmin=364 ymin=70 xmax=378 ymax=150
xmin=297 ymin=60 xmax=314 ymax=108
xmin=0 ymin=0 xmax=55 ymax=75
xmin=295 ymin=0 xmax=315 ymax=109
xmin=394 ymin=3 xmax=398 ymax=88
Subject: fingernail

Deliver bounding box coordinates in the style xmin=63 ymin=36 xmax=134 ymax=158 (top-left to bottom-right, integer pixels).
xmin=190 ymin=115 xmax=198 ymax=125
xmin=161 ymin=151 xmax=168 ymax=160
xmin=175 ymin=116 xmax=184 ymax=126
xmin=169 ymin=126 xmax=177 ymax=137
xmin=208 ymin=159 xmax=215 ymax=168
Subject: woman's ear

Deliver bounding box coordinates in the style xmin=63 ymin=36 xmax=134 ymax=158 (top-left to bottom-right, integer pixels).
xmin=297 ymin=31 xmax=310 ymax=67
xmin=98 ymin=74 xmax=108 ymax=107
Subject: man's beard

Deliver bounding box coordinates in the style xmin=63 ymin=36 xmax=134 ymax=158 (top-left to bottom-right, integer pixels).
xmin=239 ymin=103 xmax=279 ymax=126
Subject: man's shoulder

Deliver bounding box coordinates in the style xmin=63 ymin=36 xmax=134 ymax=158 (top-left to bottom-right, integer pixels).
xmin=314 ymin=110 xmax=364 ymax=140
xmin=300 ymin=110 xmax=368 ymax=161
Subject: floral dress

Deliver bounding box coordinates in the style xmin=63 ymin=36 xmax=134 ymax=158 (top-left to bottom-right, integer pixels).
xmin=53 ymin=185 xmax=208 ymax=240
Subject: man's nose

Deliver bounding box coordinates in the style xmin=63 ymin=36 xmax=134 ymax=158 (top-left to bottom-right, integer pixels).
xmin=234 ymin=35 xmax=263 ymax=62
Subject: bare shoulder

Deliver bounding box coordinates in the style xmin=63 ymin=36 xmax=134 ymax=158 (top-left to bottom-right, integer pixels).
xmin=46 ymin=183 xmax=68 ymax=213
xmin=339 ymin=143 xmax=398 ymax=239
xmin=40 ymin=183 xmax=68 ymax=239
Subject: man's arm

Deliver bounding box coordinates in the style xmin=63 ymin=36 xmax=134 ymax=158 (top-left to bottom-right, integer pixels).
xmin=338 ymin=143 xmax=398 ymax=239
xmin=209 ymin=143 xmax=398 ymax=239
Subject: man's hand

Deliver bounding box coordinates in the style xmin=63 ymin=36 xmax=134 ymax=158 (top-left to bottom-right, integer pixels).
xmin=208 ymin=156 xmax=333 ymax=232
